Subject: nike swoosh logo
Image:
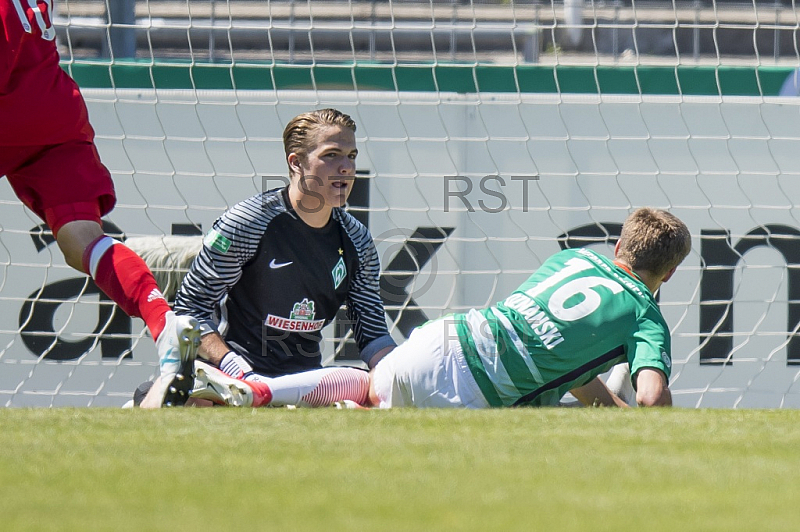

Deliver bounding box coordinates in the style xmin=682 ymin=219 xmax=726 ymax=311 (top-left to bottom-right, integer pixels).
xmin=269 ymin=259 xmax=293 ymax=269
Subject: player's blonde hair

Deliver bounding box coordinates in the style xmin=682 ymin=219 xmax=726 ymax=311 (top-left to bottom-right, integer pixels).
xmin=616 ymin=208 xmax=691 ymax=278
xmin=283 ymin=108 xmax=357 ymax=175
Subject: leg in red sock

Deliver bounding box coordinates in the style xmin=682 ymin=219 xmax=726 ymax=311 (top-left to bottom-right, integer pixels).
xmin=57 ymin=221 xmax=201 ymax=407
xmin=82 ymin=234 xmax=171 ymax=339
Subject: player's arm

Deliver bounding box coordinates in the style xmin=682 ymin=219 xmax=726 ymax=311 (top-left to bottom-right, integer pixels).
xmin=342 ymin=219 xmax=396 ymax=369
xmin=173 ymin=235 xmax=245 ymax=368
xmin=174 ymin=197 xmax=263 ymax=343
xmin=570 ymin=377 xmax=630 ymax=408
xmin=635 ymin=368 xmax=671 ymax=407
xmin=628 ymin=310 xmax=673 ymax=407
xmin=173 ymin=199 xmax=269 ymax=373
xmin=197 ymin=332 xmax=234 ymax=367
xmin=174 ymin=229 xmax=242 ymax=326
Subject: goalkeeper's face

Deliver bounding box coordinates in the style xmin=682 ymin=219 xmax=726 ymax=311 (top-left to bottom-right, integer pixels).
xmin=294 ymin=125 xmax=357 ymax=210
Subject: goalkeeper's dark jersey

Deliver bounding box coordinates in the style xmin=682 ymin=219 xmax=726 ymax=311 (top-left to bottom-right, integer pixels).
xmin=175 ymin=187 xmax=395 ymax=376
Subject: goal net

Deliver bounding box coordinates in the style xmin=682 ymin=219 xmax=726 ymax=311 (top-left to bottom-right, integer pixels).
xmin=2 ymin=0 xmax=800 ymax=407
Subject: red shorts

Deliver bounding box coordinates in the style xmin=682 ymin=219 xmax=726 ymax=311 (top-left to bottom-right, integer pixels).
xmin=0 ymin=137 xmax=116 ymax=237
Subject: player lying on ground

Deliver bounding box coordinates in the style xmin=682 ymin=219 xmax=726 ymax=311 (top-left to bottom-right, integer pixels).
xmin=182 ymin=207 xmax=691 ymax=409
xmin=1 ymin=0 xmax=200 ymax=407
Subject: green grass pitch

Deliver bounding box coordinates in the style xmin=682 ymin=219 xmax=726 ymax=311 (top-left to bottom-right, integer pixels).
xmin=1 ymin=407 xmax=798 ymax=531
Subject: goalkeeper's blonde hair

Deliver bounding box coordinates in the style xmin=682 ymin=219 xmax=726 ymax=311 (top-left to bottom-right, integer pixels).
xmin=616 ymin=208 xmax=691 ymax=278
xmin=283 ymin=108 xmax=357 ymax=177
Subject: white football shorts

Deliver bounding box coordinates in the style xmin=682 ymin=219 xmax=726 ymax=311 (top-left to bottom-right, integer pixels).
xmin=371 ymin=318 xmax=490 ymax=409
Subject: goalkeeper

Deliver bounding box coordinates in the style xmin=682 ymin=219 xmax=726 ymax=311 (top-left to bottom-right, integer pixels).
xmin=142 ymin=109 xmax=396 ymax=407
xmin=189 ymin=207 xmax=689 ymax=409
xmin=1 ymin=0 xmax=200 ymax=407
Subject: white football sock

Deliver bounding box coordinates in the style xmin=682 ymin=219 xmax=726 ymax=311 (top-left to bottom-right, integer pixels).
xmin=247 ymin=367 xmax=370 ymax=407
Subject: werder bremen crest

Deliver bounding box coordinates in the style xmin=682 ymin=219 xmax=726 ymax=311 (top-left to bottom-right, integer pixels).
xmin=290 ymin=298 xmax=316 ymax=320
xmin=332 ymin=256 xmax=346 ymax=289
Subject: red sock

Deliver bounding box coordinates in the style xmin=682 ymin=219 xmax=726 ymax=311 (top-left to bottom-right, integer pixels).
xmin=82 ymin=236 xmax=171 ymax=340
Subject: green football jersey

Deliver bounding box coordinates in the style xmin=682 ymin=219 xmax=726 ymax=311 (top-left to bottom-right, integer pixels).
xmin=455 ymin=248 xmax=672 ymax=407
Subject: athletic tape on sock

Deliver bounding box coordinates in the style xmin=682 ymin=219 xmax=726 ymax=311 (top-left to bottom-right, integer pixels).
xmin=88 ymin=236 xmax=117 ymax=279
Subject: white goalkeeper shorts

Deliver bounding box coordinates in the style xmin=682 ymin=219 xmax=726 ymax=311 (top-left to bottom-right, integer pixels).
xmin=371 ymin=318 xmax=490 ymax=409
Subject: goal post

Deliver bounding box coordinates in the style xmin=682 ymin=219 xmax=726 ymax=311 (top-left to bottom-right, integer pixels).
xmin=2 ymin=0 xmax=800 ymax=407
